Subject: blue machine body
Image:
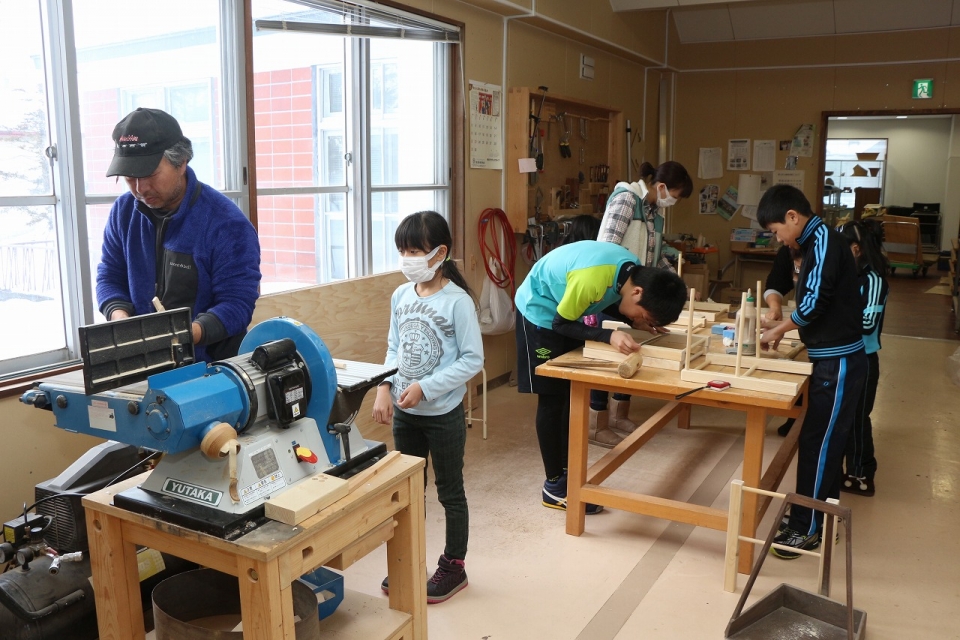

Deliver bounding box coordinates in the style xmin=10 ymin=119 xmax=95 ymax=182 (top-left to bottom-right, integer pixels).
xmin=30 ymin=318 xmax=339 ymax=459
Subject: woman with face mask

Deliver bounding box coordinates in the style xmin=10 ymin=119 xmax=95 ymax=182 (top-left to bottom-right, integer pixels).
xmin=372 ymin=211 xmax=483 ymax=604
xmin=589 ymin=161 xmax=693 ymax=446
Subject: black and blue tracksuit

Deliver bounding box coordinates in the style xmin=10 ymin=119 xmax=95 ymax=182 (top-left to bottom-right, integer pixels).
xmin=788 ymin=216 xmax=867 ymax=536
xmin=844 ymin=265 xmax=888 ymax=481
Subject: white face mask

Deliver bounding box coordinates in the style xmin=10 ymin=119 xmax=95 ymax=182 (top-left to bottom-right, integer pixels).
xmin=656 ymin=184 xmax=677 ymax=209
xmin=400 ymin=246 xmax=443 ymax=283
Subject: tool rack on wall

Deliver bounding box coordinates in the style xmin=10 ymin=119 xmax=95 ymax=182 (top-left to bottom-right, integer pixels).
xmin=504 ymin=87 xmax=624 ymax=233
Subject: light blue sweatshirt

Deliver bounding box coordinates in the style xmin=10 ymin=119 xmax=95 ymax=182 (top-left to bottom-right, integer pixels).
xmin=384 ymin=281 xmax=484 ymax=416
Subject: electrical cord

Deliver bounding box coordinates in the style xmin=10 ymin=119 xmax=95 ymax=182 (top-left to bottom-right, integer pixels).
xmin=477 ymin=208 xmax=516 ymax=299
xmin=18 ymin=450 xmax=162 ymax=516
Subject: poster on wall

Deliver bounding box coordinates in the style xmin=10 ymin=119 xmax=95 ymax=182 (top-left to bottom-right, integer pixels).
xmin=469 ymin=80 xmax=502 ymax=170
xmin=699 ymin=184 xmax=719 ymax=214
xmin=717 ymin=185 xmax=739 ymax=220
xmin=727 ymin=139 xmax=750 ymax=170
xmin=773 ymin=169 xmax=805 ymax=191
xmin=753 ymin=140 xmax=776 ymax=172
xmin=698 ymin=147 xmax=723 ymax=179
xmin=790 ymin=124 xmax=814 ymax=158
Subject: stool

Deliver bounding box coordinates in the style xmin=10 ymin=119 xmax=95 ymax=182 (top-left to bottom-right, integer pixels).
xmin=464 ymin=367 xmax=488 ymax=439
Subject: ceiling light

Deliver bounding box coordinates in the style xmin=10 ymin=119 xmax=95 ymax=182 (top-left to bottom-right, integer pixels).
xmin=897 ymin=115 xmax=908 ymax=119
xmin=837 ymin=117 xmax=847 ymax=120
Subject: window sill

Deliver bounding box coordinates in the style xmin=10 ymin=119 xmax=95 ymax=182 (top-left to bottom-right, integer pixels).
xmin=0 ymin=362 xmax=82 ymax=400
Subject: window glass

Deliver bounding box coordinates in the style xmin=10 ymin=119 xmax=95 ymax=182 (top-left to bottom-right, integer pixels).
xmin=0 ymin=206 xmax=66 ymax=362
xmin=0 ymin=4 xmax=67 ymax=368
xmin=72 ymin=0 xmax=224 ymax=194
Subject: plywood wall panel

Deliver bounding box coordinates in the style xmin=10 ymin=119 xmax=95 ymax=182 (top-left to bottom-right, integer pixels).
xmin=942 ymin=60 xmax=960 ymax=106
xmin=734 ymin=36 xmax=837 ymax=69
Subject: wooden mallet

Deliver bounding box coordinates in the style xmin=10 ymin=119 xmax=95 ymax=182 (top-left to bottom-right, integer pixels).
xmin=617 ymin=350 xmax=644 ymax=378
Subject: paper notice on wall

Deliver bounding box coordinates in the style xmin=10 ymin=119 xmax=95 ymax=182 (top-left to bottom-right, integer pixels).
xmin=737 ymin=174 xmax=762 ymax=206
xmin=753 ymin=140 xmax=776 ymax=172
xmin=727 ymin=139 xmax=750 ymax=171
xmin=790 ymin=124 xmax=814 ymax=158
xmin=740 ymin=205 xmax=758 ymax=221
xmin=698 ymin=147 xmax=723 ymax=179
xmin=469 ymin=80 xmax=502 ymax=170
xmin=699 ymin=184 xmax=719 ymax=214
xmin=773 ymin=170 xmax=805 ymax=191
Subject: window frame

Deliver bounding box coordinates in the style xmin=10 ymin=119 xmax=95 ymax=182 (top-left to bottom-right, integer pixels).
xmin=0 ymin=0 xmax=464 ymax=391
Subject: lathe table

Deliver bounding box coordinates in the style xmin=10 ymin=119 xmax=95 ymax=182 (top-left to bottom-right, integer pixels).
xmin=83 ymin=452 xmax=427 ymax=640
xmin=537 ymin=349 xmax=808 ymax=575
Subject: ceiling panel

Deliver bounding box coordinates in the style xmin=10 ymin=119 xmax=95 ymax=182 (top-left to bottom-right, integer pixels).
xmin=834 ymin=0 xmax=952 ymax=34
xmin=672 ymin=6 xmax=736 ymax=42
xmin=729 ymin=0 xmax=835 ymax=40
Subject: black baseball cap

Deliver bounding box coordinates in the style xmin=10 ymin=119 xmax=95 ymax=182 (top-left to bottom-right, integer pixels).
xmin=106 ymin=108 xmax=187 ymax=178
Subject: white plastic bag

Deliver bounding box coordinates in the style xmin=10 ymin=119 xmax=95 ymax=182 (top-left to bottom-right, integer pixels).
xmin=478 ymin=258 xmax=515 ymax=335
xmin=947 ymin=347 xmax=960 ymax=387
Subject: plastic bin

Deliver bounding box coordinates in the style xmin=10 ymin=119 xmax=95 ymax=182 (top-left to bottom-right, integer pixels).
xmin=298 ymin=567 xmax=345 ymax=620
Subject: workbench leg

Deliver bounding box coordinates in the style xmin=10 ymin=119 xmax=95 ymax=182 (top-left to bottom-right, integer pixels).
xmin=236 ymin=557 xmax=289 ymax=640
xmin=738 ymin=407 xmax=766 ymax=574
xmin=677 ymin=403 xmax=692 ymax=430
xmin=565 ymin=381 xmax=589 ymax=536
xmin=86 ymin=510 xmax=145 ymax=640
xmin=387 ymin=474 xmax=427 ymax=639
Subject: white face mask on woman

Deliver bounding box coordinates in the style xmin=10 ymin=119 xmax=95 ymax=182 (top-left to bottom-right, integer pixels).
xmin=400 ymin=246 xmax=443 ymax=283
xmin=656 ymin=184 xmax=677 ymax=209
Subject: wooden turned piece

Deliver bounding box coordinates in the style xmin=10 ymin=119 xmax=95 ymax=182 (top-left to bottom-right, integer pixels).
xmin=201 ymin=422 xmax=239 ymax=460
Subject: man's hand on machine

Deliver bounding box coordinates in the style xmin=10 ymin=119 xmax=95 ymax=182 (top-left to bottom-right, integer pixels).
xmin=610 ymin=330 xmax=641 ymax=355
xmin=372 ymin=384 xmax=394 ymax=425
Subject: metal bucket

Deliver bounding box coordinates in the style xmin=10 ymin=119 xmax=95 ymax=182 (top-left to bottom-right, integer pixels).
xmin=152 ymin=568 xmax=320 ymax=639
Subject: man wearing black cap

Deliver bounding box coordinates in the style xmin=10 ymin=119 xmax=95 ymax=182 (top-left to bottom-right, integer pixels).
xmin=97 ymin=107 xmax=261 ymax=362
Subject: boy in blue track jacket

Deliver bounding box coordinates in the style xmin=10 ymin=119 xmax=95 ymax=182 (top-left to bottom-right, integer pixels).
xmin=757 ymin=185 xmax=867 ymax=559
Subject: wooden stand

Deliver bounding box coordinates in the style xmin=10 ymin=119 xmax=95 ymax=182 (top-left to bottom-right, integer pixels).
xmin=84 ymin=453 xmax=427 ymax=640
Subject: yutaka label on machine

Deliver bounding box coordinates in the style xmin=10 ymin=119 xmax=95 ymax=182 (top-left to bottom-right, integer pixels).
xmin=161 ymin=478 xmax=222 ymax=507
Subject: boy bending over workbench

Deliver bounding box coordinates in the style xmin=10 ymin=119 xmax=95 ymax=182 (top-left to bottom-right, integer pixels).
xmin=514 ymin=240 xmax=686 ymax=514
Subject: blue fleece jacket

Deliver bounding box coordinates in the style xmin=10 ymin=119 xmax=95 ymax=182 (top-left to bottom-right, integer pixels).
xmin=96 ymin=166 xmax=261 ymax=362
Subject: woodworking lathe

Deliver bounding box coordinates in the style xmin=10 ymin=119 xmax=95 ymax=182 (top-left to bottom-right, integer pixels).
xmin=20 ymin=310 xmax=393 ymax=539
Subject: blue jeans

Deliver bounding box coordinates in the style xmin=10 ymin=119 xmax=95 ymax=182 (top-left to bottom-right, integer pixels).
xmin=393 ymin=404 xmax=469 ymax=560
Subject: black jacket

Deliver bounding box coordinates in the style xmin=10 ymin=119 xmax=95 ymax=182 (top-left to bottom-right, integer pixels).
xmin=790 ymin=216 xmax=864 ymax=360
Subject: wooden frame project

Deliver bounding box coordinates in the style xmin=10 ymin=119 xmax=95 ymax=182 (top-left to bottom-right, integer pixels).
xmin=584 ymin=323 xmax=710 ymax=371
xmin=682 ymin=300 xmax=731 ymax=322
xmin=723 ymin=480 xmax=840 ymax=594
xmin=680 ymin=286 xmax=809 ymax=395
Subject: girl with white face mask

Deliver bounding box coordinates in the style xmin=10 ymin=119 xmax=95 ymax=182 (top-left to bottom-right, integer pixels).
xmin=589 ymin=160 xmax=693 ymax=446
xmin=372 ymin=211 xmax=483 ymax=604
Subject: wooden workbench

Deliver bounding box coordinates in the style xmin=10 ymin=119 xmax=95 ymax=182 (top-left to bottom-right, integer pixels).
xmin=537 ymin=349 xmax=808 ymax=575
xmin=83 ymin=453 xmax=427 ymax=640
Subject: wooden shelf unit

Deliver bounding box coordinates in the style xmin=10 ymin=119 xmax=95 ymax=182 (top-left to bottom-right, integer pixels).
xmin=505 ymin=87 xmax=624 ymax=232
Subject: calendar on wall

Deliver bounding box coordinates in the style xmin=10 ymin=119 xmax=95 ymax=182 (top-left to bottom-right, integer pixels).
xmin=469 ymin=80 xmax=502 ymax=170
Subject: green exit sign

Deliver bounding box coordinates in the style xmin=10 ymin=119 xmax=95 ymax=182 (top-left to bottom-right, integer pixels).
xmin=913 ymin=79 xmax=933 ymax=99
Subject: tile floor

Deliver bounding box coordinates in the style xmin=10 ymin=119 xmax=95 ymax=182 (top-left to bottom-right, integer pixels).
xmin=341 ymin=331 xmax=960 ymax=639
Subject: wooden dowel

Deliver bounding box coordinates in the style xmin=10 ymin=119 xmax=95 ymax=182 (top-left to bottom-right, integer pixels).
xmin=755 ymin=279 xmax=763 ymax=356
xmin=684 ymin=287 xmax=695 ymax=370
xmin=735 ymin=291 xmax=747 ymax=377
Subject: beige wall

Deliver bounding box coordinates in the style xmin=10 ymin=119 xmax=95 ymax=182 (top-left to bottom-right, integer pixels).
xmin=1 ymin=397 xmax=104 ymax=520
